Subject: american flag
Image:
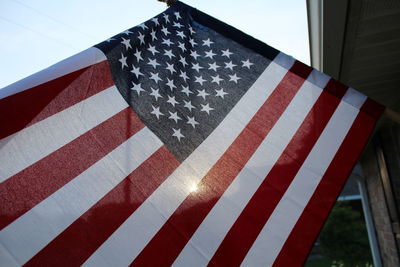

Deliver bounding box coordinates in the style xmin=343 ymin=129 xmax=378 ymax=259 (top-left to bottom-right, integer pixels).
xmin=0 ymin=2 xmax=384 ymax=266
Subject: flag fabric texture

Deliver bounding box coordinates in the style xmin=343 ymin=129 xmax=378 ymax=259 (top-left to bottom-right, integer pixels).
xmin=0 ymin=2 xmax=384 ymax=266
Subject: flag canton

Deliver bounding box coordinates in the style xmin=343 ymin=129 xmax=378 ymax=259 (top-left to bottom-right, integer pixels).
xmin=96 ymin=6 xmax=271 ymax=161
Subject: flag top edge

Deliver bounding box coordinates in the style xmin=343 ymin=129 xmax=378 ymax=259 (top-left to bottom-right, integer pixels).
xmin=171 ymin=1 xmax=280 ymax=62
xmin=0 ymin=47 xmax=106 ymax=99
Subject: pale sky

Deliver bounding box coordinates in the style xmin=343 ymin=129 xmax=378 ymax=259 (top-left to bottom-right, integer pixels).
xmin=0 ymin=0 xmax=309 ymax=89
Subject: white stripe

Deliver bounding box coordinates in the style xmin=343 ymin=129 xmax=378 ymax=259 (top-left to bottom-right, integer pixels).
xmin=173 ymin=79 xmax=327 ymax=267
xmin=241 ymin=100 xmax=363 ymax=267
xmin=0 ymin=85 xmax=128 ymax=182
xmin=0 ymin=243 xmax=19 ymax=267
xmin=343 ymin=88 xmax=367 ymax=109
xmin=0 ymin=127 xmax=163 ymax=265
xmin=0 ymin=47 xmax=106 ymax=98
xmin=83 ymin=59 xmax=290 ymax=267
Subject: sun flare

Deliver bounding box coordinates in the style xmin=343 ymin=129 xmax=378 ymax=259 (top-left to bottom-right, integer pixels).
xmin=188 ymin=183 xmax=199 ymax=193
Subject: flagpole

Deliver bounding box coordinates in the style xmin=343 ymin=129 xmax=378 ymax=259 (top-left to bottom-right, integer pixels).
xmin=384 ymin=108 xmax=400 ymax=125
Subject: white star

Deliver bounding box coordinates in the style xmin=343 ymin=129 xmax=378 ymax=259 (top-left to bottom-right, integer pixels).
xmin=179 ymin=70 xmax=189 ymax=82
xmin=150 ymin=29 xmax=158 ymax=41
xmin=174 ymin=11 xmax=182 ymax=20
xmin=242 ymin=59 xmax=254 ymax=69
xmin=173 ymin=22 xmax=183 ymax=28
xmin=150 ymin=88 xmax=162 ymax=101
xmin=106 ymin=37 xmax=115 ymax=42
xmin=215 ymin=88 xmax=228 ymax=99
xmin=184 ymin=100 xmax=195 ymax=112
xmin=172 ymin=128 xmax=184 ymax=141
xmin=130 ymin=65 xmax=143 ymax=78
xmin=167 ymin=95 xmax=179 ymax=107
xmin=119 ymin=53 xmax=128 ymax=69
xmin=179 ymin=56 xmax=188 ymax=67
xmin=147 ymin=58 xmax=160 ymax=69
xmin=161 ymin=26 xmax=170 ymax=36
xmin=147 ymin=44 xmax=159 ymax=56
xmin=229 ymin=73 xmax=241 ymax=83
xmin=181 ymin=86 xmax=193 ymax=96
xmin=192 ymin=62 xmax=203 ymax=72
xmin=183 ymin=100 xmax=195 ymax=112
xmin=188 ymin=25 xmax=195 ymax=34
xmin=163 ymin=13 xmax=170 ymax=23
xmin=131 ymin=82 xmax=145 ymax=95
xmin=134 ymin=49 xmax=143 ymax=62
xmin=150 ymin=105 xmax=163 ymax=119
xmin=201 ymin=103 xmax=214 ymax=114
xmin=195 ymin=75 xmax=206 ymax=85
xmin=177 ymin=42 xmax=186 ymax=52
xmin=169 ymin=111 xmax=182 ymax=123
xmin=166 ymin=62 xmax=176 ymax=74
xmin=205 ymin=50 xmax=216 ymax=59
xmin=187 ymin=116 xmax=199 ymax=128
xmin=221 ymin=49 xmax=233 ymax=58
xmin=151 ymin=17 xmax=160 ymax=26
xmin=121 ymin=37 xmax=132 ymax=50
xmin=138 ymin=23 xmax=148 ymax=30
xmin=149 ymin=72 xmax=162 ymax=83
xmin=225 ymin=61 xmax=237 ymax=71
xmin=189 ymin=38 xmax=197 ymax=47
xmin=166 ymin=78 xmax=176 ymax=90
xmin=133 ymin=48 xmax=143 ymax=62
xmin=164 ymin=49 xmax=175 ymax=59
xmin=122 ymin=30 xmax=133 ymax=35
xmin=203 ymin=38 xmax=214 ymax=47
xmin=176 ymin=31 xmax=186 ymax=39
xmin=211 ymin=75 xmax=223 ymax=85
xmin=137 ymin=32 xmax=145 ymax=45
xmin=197 ymin=89 xmax=210 ymax=100
xmin=162 ymin=38 xmax=173 ymax=47
xmin=190 ymin=50 xmax=200 ymax=60
xmin=208 ymin=62 xmax=220 ymax=71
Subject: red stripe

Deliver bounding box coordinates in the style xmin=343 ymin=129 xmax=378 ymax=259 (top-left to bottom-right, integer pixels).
xmin=130 ymin=64 xmax=310 ymax=267
xmin=25 ymin=146 xmax=180 ymax=267
xmin=208 ymin=80 xmax=345 ymax=266
xmin=272 ymin=99 xmax=379 ymax=267
xmin=360 ymin=97 xmax=385 ymax=120
xmin=290 ymin=60 xmax=313 ymax=80
xmin=0 ymin=60 xmax=113 ymax=140
xmin=0 ymin=108 xmax=143 ymax=230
